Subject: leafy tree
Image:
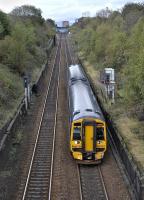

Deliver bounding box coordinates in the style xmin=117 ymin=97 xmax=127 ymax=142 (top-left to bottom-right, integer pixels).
xmin=71 ymin=3 xmax=144 ymax=112
xmin=122 ymin=3 xmax=144 ymax=31
xmin=123 ymin=18 xmax=144 ymax=104
xmin=46 ymin=19 xmax=55 ymax=27
xmin=0 ymin=21 xmax=4 ymax=35
xmin=96 ymin=7 xmax=112 ymax=18
xmin=0 ymin=22 xmax=36 ymax=74
xmin=0 ymin=11 xmax=11 ymax=38
xmin=11 ymin=5 xmax=41 ymax=17
xmin=11 ymin=5 xmax=44 ymax=24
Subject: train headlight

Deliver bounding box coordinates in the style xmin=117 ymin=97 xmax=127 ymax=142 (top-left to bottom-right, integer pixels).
xmin=101 ymin=152 xmax=104 ymax=157
xmin=74 ymin=141 xmax=80 ymax=144
xmin=78 ymin=155 xmax=81 ymax=160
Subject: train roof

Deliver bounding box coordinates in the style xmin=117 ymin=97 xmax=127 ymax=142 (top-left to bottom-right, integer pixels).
xmin=69 ymin=64 xmax=87 ymax=82
xmin=73 ymin=111 xmax=103 ymax=121
xmin=70 ymin=81 xmax=104 ymax=121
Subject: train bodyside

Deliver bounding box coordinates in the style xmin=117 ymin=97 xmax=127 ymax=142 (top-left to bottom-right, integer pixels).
xmin=68 ymin=64 xmax=107 ymax=163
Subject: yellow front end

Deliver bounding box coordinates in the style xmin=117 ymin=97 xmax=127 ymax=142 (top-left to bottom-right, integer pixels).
xmin=70 ymin=118 xmax=107 ymax=163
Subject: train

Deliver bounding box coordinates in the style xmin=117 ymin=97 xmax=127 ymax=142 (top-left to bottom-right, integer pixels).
xmin=68 ymin=64 xmax=107 ymax=164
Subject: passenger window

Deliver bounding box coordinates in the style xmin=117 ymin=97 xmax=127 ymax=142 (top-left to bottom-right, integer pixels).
xmin=97 ymin=128 xmax=104 ymax=140
xmin=73 ymin=127 xmax=81 ymax=140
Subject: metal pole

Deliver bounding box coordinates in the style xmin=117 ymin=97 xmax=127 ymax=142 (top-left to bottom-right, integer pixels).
xmin=112 ymin=83 xmax=115 ymax=103
xmin=27 ymin=83 xmax=31 ymax=104
xmin=25 ymin=87 xmax=28 ymax=111
xmin=24 ymin=76 xmax=28 ymax=111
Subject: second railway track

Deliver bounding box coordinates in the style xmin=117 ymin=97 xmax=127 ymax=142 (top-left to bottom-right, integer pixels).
xmin=22 ymin=36 xmax=62 ymax=200
xmin=79 ymin=165 xmax=109 ymax=200
xmin=65 ymin=34 xmax=109 ymax=200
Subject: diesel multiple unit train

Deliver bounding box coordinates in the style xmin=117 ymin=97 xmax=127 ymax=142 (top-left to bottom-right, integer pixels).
xmin=68 ymin=64 xmax=107 ymax=163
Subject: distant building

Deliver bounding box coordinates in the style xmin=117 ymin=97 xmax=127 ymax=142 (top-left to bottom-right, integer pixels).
xmin=62 ymin=21 xmax=69 ymax=27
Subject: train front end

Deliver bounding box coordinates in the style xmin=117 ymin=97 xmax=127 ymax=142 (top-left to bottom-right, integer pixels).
xmin=70 ymin=117 xmax=107 ymax=163
xmin=68 ymin=64 xmax=107 ymax=164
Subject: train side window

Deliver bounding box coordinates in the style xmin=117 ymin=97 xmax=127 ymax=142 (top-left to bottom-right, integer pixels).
xmin=73 ymin=127 xmax=81 ymax=140
xmin=97 ymin=128 xmax=104 ymax=140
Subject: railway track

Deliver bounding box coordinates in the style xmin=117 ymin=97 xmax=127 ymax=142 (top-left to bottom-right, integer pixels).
xmin=21 ymin=36 xmax=62 ymax=200
xmin=48 ymin=34 xmax=82 ymax=200
xmin=79 ymin=165 xmax=109 ymax=200
xmin=65 ymin=36 xmax=74 ymax=64
xmin=67 ymin=34 xmax=131 ymax=200
xmin=16 ymin=33 xmax=131 ymax=200
xmin=65 ymin=34 xmax=109 ymax=200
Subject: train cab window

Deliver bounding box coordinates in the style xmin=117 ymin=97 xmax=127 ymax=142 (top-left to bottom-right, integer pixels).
xmin=73 ymin=127 xmax=81 ymax=140
xmin=96 ymin=128 xmax=104 ymax=140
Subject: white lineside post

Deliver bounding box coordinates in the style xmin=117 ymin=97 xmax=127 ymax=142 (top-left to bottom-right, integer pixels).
xmin=24 ymin=76 xmax=28 ymax=111
xmin=104 ymin=68 xmax=115 ymax=103
xmin=27 ymin=80 xmax=31 ymax=104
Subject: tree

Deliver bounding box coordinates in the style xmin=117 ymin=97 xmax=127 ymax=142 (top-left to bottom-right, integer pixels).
xmin=46 ymin=19 xmax=55 ymax=27
xmin=123 ymin=18 xmax=144 ymax=104
xmin=0 ymin=11 xmax=11 ymax=38
xmin=0 ymin=22 xmax=36 ymax=74
xmin=0 ymin=22 xmax=4 ymax=35
xmin=10 ymin=5 xmax=44 ymax=24
xmin=96 ymin=7 xmax=112 ymax=19
xmin=122 ymin=3 xmax=144 ymax=31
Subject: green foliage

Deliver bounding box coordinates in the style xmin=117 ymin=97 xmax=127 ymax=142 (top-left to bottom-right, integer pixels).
xmin=122 ymin=3 xmax=144 ymax=31
xmin=0 ymin=64 xmax=23 ymax=104
xmin=0 ymin=22 xmax=36 ymax=74
xmin=123 ymin=18 xmax=144 ymax=104
xmin=0 ymin=64 xmax=23 ymax=126
xmin=0 ymin=21 xmax=4 ymax=35
xmin=0 ymin=7 xmax=56 ymax=128
xmin=0 ymin=8 xmax=55 ymax=74
xmin=46 ymin=19 xmax=55 ymax=27
xmin=0 ymin=11 xmax=11 ymax=38
xmin=11 ymin=5 xmax=44 ymax=24
xmin=72 ymin=3 xmax=144 ymax=111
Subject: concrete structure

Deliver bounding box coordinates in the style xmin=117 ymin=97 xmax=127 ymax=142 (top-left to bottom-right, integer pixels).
xmin=62 ymin=21 xmax=69 ymax=27
xmin=100 ymin=68 xmax=115 ymax=102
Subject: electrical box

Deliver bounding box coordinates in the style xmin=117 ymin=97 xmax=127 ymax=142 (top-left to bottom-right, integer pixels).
xmin=100 ymin=68 xmax=115 ymax=102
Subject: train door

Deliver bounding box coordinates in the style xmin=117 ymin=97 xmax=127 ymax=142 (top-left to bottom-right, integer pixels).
xmin=83 ymin=121 xmax=96 ymax=152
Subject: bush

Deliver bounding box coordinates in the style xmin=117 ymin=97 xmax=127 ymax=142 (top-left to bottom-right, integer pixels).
xmin=0 ymin=11 xmax=11 ymax=38
xmin=71 ymin=4 xmax=144 ymax=112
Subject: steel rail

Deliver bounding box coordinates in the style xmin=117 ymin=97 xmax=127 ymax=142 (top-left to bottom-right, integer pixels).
xmin=65 ymin=35 xmax=74 ymax=64
xmin=98 ymin=166 xmax=109 ymax=200
xmin=22 ymin=38 xmax=61 ymax=200
xmin=48 ymin=35 xmax=62 ymax=200
xmin=79 ymin=165 xmax=110 ymax=200
xmin=64 ymin=35 xmax=83 ymax=200
xmin=66 ymin=35 xmax=109 ymax=200
xmin=66 ymin=35 xmax=77 ymax=64
xmin=77 ymin=165 xmax=83 ymax=200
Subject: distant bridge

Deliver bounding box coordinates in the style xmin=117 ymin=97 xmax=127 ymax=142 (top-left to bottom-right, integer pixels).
xmin=56 ymin=27 xmax=69 ymax=33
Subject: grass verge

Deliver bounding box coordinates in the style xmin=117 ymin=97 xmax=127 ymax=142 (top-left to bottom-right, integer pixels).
xmin=82 ymin=58 xmax=144 ymax=170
